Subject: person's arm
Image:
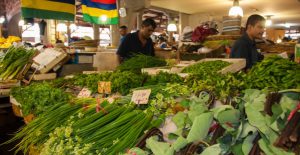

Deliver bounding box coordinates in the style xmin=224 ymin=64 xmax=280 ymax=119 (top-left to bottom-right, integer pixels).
xmin=117 ymin=35 xmax=130 ymax=62
xmin=150 ymin=41 xmax=155 ymax=56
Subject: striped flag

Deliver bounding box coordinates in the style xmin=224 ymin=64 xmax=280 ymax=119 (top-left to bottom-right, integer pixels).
xmin=21 ymin=0 xmax=76 ymax=21
xmin=82 ymin=0 xmax=118 ymax=25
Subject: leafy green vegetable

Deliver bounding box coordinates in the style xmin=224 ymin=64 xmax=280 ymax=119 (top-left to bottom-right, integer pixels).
xmin=117 ymin=54 xmax=167 ymax=73
xmin=245 ymin=56 xmax=300 ymax=90
xmin=200 ymin=144 xmax=222 ymax=155
xmin=187 ymin=112 xmax=213 ymax=143
xmin=11 ymin=82 xmax=70 ymax=116
xmin=181 ymin=60 xmax=231 ymax=74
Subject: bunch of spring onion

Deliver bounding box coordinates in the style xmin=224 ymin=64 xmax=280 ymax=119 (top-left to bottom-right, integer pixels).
xmin=0 ymin=46 xmax=36 ymax=80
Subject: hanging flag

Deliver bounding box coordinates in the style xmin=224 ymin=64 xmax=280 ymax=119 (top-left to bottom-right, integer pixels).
xmin=82 ymin=0 xmax=118 ymax=25
xmin=21 ymin=0 xmax=76 ymax=21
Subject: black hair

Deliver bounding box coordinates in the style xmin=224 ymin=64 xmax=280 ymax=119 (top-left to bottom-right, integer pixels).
xmin=119 ymin=25 xmax=127 ymax=29
xmin=245 ymin=14 xmax=265 ymax=30
xmin=142 ymin=18 xmax=157 ymax=29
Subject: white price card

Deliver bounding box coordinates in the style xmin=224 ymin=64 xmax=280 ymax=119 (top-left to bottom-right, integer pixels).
xmin=131 ymin=89 xmax=151 ymax=104
xmin=77 ymin=88 xmax=92 ymax=98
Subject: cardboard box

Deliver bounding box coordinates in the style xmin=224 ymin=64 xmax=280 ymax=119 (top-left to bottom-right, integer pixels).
xmin=32 ymin=48 xmax=68 ymax=74
xmin=93 ymin=50 xmax=120 ymax=71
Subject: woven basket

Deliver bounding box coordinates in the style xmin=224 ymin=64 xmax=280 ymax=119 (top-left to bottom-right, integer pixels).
xmin=24 ymin=114 xmax=35 ymax=124
xmin=11 ymin=104 xmax=23 ymax=117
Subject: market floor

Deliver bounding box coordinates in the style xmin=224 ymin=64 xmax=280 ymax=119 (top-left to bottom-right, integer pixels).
xmin=0 ymin=97 xmax=24 ymax=155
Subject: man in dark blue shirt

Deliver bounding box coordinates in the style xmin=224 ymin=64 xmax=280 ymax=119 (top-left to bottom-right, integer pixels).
xmin=230 ymin=14 xmax=265 ymax=69
xmin=119 ymin=25 xmax=128 ymax=45
xmin=117 ymin=18 xmax=156 ymax=62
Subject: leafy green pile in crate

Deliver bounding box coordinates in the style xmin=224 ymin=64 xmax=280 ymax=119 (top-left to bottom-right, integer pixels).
xmin=117 ymin=54 xmax=167 ymax=73
xmin=181 ymin=60 xmax=231 ymax=75
xmin=11 ymin=83 xmax=71 ymax=116
xmin=245 ymin=56 xmax=300 ymax=90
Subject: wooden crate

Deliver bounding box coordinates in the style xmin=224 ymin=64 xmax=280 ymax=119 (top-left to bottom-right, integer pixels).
xmin=178 ymin=58 xmax=246 ymax=74
xmin=28 ymin=73 xmax=57 ymax=81
xmin=0 ymin=80 xmax=20 ymax=96
xmin=31 ymin=48 xmax=68 ymax=74
xmin=10 ymin=96 xmax=23 ymax=117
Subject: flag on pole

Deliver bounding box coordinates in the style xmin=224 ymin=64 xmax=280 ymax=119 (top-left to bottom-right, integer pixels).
xmin=82 ymin=0 xmax=118 ymax=25
xmin=21 ymin=0 xmax=76 ymax=21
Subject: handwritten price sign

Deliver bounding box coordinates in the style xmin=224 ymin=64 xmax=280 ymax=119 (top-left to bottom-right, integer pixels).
xmin=131 ymin=89 xmax=151 ymax=104
xmin=98 ymin=81 xmax=111 ymax=94
xmin=77 ymin=88 xmax=92 ymax=98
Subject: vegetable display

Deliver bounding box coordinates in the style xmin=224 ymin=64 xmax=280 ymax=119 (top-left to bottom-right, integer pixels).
xmin=181 ymin=60 xmax=231 ymax=75
xmin=245 ymin=56 xmax=300 ymax=90
xmin=117 ymin=54 xmax=167 ymax=73
xmin=0 ymin=46 xmax=36 ymax=80
xmin=11 ymin=82 xmax=71 ymax=116
xmin=4 ymin=53 xmax=300 ymax=155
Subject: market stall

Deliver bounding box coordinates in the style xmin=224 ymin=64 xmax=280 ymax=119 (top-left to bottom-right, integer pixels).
xmin=0 ymin=0 xmax=300 ymax=155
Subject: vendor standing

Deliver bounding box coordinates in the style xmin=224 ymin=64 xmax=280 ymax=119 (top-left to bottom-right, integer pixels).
xmin=117 ymin=18 xmax=156 ymax=62
xmin=230 ymin=14 xmax=265 ymax=69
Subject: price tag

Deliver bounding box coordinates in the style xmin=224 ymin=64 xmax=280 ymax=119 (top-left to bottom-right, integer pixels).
xmin=131 ymin=89 xmax=151 ymax=104
xmin=77 ymin=88 xmax=92 ymax=98
xmin=98 ymin=81 xmax=111 ymax=94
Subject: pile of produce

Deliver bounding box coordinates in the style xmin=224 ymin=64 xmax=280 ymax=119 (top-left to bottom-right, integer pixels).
xmin=11 ymin=82 xmax=71 ymax=116
xmin=0 ymin=46 xmax=36 ymax=80
xmin=0 ymin=36 xmax=21 ymax=48
xmin=245 ymin=56 xmax=300 ymax=90
xmin=181 ymin=60 xmax=231 ymax=75
xmin=4 ymin=98 xmax=154 ymax=155
xmin=186 ymin=72 xmax=246 ymax=100
xmin=125 ymin=89 xmax=299 ymax=155
xmin=64 ymin=71 xmax=146 ymax=95
xmin=117 ymin=54 xmax=167 ymax=73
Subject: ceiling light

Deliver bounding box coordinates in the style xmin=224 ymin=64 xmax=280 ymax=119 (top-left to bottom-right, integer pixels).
xmin=284 ymin=23 xmax=291 ymax=28
xmin=229 ymin=0 xmax=243 ymax=17
xmin=167 ymin=23 xmax=177 ymax=32
xmin=0 ymin=16 xmax=5 ymax=24
xmin=265 ymin=15 xmax=272 ymax=27
xmin=18 ymin=19 xmax=25 ymax=26
xmin=100 ymin=15 xmax=108 ymax=22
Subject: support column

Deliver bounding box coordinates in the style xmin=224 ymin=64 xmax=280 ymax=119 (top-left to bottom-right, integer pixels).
xmin=93 ymin=24 xmax=100 ymax=40
xmin=179 ymin=13 xmax=189 ymax=37
xmin=110 ymin=25 xmax=119 ymax=47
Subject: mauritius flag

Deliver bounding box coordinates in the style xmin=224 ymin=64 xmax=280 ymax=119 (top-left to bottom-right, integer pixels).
xmin=21 ymin=0 xmax=76 ymax=21
xmin=82 ymin=0 xmax=118 ymax=25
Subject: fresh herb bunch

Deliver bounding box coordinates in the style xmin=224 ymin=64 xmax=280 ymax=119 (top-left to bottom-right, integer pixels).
xmin=144 ymin=71 xmax=184 ymax=86
xmin=69 ymin=71 xmax=145 ymax=95
xmin=185 ymin=72 xmax=246 ymax=100
xmin=109 ymin=71 xmax=146 ymax=95
xmin=0 ymin=46 xmax=36 ymax=80
xmin=181 ymin=60 xmax=231 ymax=75
xmin=117 ymin=54 xmax=167 ymax=73
xmin=245 ymin=56 xmax=300 ymax=90
xmin=11 ymin=82 xmax=71 ymax=116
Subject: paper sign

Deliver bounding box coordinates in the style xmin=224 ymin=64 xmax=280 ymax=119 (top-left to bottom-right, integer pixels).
xmin=98 ymin=81 xmax=111 ymax=94
xmin=131 ymin=89 xmax=151 ymax=104
xmin=77 ymin=88 xmax=92 ymax=98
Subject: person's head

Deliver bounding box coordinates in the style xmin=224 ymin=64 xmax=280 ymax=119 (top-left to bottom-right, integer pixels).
xmin=140 ymin=18 xmax=157 ymax=39
xmin=119 ymin=25 xmax=128 ymax=36
xmin=245 ymin=14 xmax=266 ymax=40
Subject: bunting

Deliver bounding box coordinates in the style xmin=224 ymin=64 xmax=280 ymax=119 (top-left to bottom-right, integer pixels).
xmin=82 ymin=0 xmax=119 ymax=25
xmin=21 ymin=0 xmax=76 ymax=21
